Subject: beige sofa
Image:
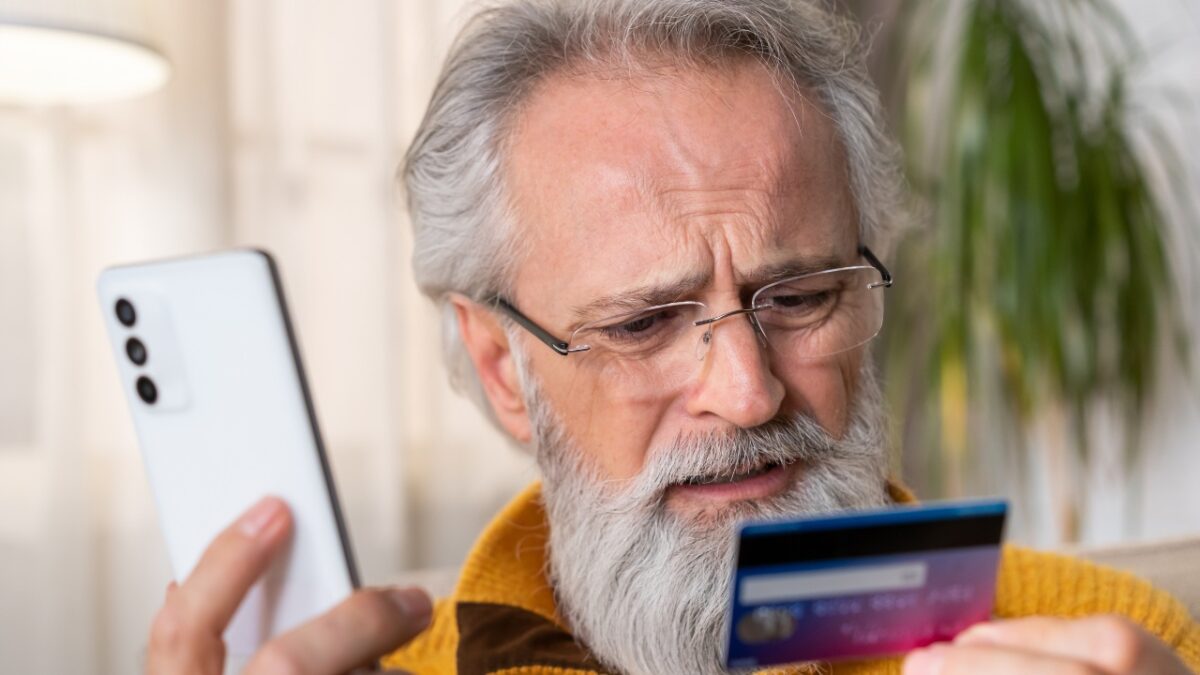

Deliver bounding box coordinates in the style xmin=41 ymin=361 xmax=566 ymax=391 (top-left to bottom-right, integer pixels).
xmin=1074 ymin=536 xmax=1200 ymax=619
xmin=397 ymin=536 xmax=1200 ymax=620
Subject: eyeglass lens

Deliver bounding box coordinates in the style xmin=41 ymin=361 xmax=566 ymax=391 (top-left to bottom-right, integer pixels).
xmin=567 ymin=266 xmax=885 ymax=390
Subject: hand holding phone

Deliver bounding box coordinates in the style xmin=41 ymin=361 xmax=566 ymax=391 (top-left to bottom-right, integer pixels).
xmin=145 ymin=496 xmax=431 ymax=674
xmin=98 ymin=249 xmax=421 ymax=670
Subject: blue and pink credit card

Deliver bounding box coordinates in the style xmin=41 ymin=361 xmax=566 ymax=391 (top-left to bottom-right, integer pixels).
xmin=724 ymin=499 xmax=1007 ymax=669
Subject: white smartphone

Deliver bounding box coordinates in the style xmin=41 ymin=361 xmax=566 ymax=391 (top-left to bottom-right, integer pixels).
xmin=97 ymin=248 xmax=359 ymax=661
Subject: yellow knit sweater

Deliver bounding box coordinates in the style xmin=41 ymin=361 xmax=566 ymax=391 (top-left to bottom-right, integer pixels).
xmin=384 ymin=482 xmax=1200 ymax=674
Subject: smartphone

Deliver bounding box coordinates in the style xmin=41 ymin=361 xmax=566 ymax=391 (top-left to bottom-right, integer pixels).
xmin=724 ymin=498 xmax=1007 ymax=669
xmin=97 ymin=248 xmax=359 ymax=661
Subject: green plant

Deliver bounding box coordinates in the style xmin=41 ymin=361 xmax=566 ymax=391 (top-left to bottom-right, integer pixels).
xmin=884 ymin=0 xmax=1192 ymax=538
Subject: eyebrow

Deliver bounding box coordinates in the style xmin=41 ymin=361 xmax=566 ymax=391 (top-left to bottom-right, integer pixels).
xmin=570 ymin=271 xmax=711 ymax=323
xmin=737 ymin=253 xmax=850 ymax=287
xmin=569 ymin=252 xmax=854 ymax=324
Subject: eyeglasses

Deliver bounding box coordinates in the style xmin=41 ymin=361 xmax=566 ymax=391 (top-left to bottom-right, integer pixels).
xmin=491 ymin=245 xmax=893 ymax=386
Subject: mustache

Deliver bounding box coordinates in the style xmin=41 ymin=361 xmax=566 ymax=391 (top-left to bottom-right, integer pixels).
xmin=597 ymin=412 xmax=842 ymax=513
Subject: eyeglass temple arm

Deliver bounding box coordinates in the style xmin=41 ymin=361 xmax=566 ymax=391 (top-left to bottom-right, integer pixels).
xmin=490 ymin=297 xmax=574 ymax=356
xmin=859 ymin=245 xmax=893 ymax=287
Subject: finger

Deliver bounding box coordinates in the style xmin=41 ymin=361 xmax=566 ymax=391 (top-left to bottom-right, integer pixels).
xmin=904 ymin=642 xmax=1109 ymax=675
xmin=955 ymin=615 xmax=1180 ymax=673
xmin=175 ymin=496 xmax=292 ymax=633
xmin=246 ymin=587 xmax=433 ymax=675
xmin=146 ymin=581 xmax=228 ymax=674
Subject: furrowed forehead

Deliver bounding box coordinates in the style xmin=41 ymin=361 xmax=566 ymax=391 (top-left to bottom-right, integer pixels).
xmin=504 ymin=60 xmax=854 ymax=326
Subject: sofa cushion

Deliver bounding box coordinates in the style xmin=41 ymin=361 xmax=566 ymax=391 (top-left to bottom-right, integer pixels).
xmin=1074 ymin=537 xmax=1200 ymax=620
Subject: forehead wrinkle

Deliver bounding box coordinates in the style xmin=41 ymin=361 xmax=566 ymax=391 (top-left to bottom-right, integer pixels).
xmin=630 ymin=107 xmax=807 ymax=256
xmin=633 ymin=157 xmax=792 ymax=259
xmin=629 ymin=65 xmax=799 ymax=197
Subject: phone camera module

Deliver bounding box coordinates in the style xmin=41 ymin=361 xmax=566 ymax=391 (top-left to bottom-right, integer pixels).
xmin=125 ymin=337 xmax=148 ymax=366
xmin=136 ymin=376 xmax=158 ymax=405
xmin=115 ymin=298 xmax=137 ymax=327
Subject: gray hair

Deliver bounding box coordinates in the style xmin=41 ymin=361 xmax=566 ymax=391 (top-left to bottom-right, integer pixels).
xmin=402 ymin=0 xmax=905 ymax=414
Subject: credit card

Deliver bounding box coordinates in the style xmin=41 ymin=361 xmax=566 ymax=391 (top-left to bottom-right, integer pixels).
xmin=723 ymin=499 xmax=1007 ymax=669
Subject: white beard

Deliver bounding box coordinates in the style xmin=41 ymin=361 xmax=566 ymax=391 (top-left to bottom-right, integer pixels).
xmin=528 ymin=363 xmax=893 ymax=675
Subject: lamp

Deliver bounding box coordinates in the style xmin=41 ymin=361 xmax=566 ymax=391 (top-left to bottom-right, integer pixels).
xmin=0 ymin=9 xmax=169 ymax=105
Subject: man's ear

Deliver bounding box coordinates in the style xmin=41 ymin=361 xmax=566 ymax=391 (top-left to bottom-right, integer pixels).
xmin=450 ymin=294 xmax=532 ymax=443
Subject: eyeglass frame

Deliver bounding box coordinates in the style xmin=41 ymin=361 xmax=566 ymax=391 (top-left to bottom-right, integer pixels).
xmin=489 ymin=244 xmax=894 ymax=357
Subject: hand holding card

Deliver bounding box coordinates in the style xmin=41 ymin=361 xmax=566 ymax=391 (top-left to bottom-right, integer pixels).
xmin=724 ymin=499 xmax=1008 ymax=669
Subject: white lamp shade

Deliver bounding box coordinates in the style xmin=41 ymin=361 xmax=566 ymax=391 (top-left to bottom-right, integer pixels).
xmin=0 ymin=20 xmax=169 ymax=105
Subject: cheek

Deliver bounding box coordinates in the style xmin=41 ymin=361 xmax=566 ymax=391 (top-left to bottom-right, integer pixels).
xmin=538 ymin=355 xmax=675 ymax=481
xmin=775 ymin=351 xmax=859 ymax=438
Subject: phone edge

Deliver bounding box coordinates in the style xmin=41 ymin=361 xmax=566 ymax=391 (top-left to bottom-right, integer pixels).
xmin=255 ymin=248 xmax=364 ymax=591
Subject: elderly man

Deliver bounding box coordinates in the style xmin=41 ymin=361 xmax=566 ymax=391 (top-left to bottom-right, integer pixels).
xmin=146 ymin=1 xmax=1200 ymax=674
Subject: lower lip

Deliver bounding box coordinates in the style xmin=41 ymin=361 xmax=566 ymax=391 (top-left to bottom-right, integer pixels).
xmin=667 ymin=461 xmax=797 ymax=506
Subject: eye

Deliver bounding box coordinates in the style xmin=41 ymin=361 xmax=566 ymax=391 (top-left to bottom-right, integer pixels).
xmin=618 ymin=314 xmax=657 ymax=333
xmin=768 ymin=290 xmax=833 ymax=311
xmin=597 ymin=307 xmax=683 ymax=342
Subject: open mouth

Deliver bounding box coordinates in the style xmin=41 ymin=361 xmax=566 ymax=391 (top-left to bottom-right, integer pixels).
xmin=680 ymin=459 xmax=787 ymax=486
xmin=665 ymin=458 xmax=799 ymax=507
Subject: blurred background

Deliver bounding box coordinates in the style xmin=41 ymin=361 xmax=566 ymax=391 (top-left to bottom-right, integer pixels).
xmin=0 ymin=0 xmax=1196 ymax=672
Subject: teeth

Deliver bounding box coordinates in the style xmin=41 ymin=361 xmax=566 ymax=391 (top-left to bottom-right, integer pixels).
xmin=687 ymin=461 xmax=779 ymax=486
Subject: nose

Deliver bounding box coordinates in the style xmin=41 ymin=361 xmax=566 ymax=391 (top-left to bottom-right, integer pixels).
xmin=685 ymin=313 xmax=786 ymax=428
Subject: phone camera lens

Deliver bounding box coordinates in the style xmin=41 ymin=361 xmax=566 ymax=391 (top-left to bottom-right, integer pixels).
xmin=136 ymin=376 xmax=158 ymax=404
xmin=125 ymin=337 xmax=148 ymax=366
xmin=115 ymin=299 xmax=136 ymax=327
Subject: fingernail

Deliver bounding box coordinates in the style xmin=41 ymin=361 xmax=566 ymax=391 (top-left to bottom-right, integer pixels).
xmin=903 ymin=646 xmax=945 ymax=675
xmin=386 ymin=587 xmax=433 ymax=625
xmin=239 ymin=496 xmax=285 ymax=537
